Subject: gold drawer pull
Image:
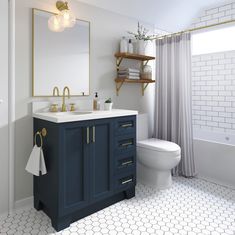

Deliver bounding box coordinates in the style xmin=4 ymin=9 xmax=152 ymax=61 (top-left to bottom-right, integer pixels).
xmin=87 ymin=127 xmax=90 ymax=144
xmin=92 ymin=126 xmax=95 ymax=143
xmin=121 ymin=160 xmax=133 ymax=166
xmin=120 ymin=142 xmax=133 ymax=147
xmin=121 ymin=123 xmax=133 ymax=128
xmin=121 ymin=178 xmax=133 ymax=185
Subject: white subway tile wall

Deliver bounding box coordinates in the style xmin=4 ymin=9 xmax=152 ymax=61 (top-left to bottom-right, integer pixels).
xmin=191 ymin=2 xmax=235 ymax=28
xmin=192 ymin=51 xmax=235 ymax=133
xmin=191 ymin=2 xmax=235 ymax=133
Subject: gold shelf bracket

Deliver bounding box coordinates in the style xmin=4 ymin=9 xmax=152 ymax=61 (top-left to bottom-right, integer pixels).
xmin=142 ymin=60 xmax=149 ymax=71
xmin=116 ymin=80 xmax=124 ymax=96
xmin=142 ymin=83 xmax=149 ymax=96
xmin=116 ymin=57 xmax=123 ymax=71
xmin=143 ymin=60 xmax=149 ymax=67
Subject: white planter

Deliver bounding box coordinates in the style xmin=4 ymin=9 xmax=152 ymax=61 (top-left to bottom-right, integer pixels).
xmin=137 ymin=40 xmax=153 ymax=56
xmin=104 ymin=103 xmax=113 ymax=111
xmin=137 ymin=40 xmax=148 ymax=55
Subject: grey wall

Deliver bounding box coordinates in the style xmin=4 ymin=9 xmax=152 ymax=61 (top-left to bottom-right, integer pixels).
xmin=0 ymin=0 xmax=9 ymax=215
xmin=15 ymin=0 xmax=156 ymax=202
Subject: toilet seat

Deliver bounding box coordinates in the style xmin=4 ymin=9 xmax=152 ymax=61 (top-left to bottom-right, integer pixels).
xmin=137 ymin=138 xmax=181 ymax=156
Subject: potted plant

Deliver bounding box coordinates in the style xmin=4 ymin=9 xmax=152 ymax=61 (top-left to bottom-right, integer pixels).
xmin=104 ymin=98 xmax=113 ymax=111
xmin=128 ymin=22 xmax=158 ymax=55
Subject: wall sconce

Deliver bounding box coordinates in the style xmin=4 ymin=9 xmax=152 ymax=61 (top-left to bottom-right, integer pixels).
xmin=48 ymin=1 xmax=76 ymax=32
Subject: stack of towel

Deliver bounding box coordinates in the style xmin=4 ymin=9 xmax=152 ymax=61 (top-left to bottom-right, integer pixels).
xmin=118 ymin=68 xmax=140 ymax=80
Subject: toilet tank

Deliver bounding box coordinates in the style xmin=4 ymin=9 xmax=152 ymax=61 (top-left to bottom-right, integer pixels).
xmin=137 ymin=113 xmax=149 ymax=141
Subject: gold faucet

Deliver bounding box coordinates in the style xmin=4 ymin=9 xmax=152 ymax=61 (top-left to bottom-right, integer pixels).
xmin=62 ymin=86 xmax=70 ymax=112
xmin=53 ymin=86 xmax=60 ymax=96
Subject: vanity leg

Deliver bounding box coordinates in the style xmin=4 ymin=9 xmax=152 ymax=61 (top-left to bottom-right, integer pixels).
xmin=124 ymin=187 xmax=135 ymax=199
xmin=51 ymin=217 xmax=71 ymax=232
xmin=34 ymin=198 xmax=43 ymax=211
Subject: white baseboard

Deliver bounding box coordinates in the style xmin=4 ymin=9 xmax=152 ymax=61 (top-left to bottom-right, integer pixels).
xmin=0 ymin=212 xmax=9 ymax=220
xmin=0 ymin=197 xmax=33 ymax=219
xmin=196 ymin=175 xmax=235 ymax=190
xmin=14 ymin=196 xmax=33 ymax=211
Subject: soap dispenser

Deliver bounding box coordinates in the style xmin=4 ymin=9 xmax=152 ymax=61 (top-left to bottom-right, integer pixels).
xmin=93 ymin=92 xmax=100 ymax=110
xmin=120 ymin=37 xmax=128 ymax=53
xmin=128 ymin=39 xmax=133 ymax=54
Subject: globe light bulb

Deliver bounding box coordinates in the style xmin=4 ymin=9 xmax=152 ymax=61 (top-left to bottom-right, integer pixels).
xmin=48 ymin=15 xmax=65 ymax=32
xmin=60 ymin=9 xmax=76 ymax=28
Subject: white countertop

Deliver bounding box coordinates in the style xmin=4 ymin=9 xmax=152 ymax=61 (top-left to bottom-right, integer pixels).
xmin=33 ymin=109 xmax=138 ymax=123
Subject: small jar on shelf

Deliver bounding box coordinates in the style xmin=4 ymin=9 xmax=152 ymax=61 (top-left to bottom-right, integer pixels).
xmin=141 ymin=65 xmax=152 ymax=80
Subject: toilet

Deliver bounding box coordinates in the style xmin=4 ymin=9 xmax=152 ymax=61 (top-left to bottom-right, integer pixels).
xmin=137 ymin=114 xmax=181 ymax=189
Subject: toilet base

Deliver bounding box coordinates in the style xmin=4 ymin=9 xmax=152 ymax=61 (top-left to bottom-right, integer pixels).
xmin=137 ymin=162 xmax=172 ymax=190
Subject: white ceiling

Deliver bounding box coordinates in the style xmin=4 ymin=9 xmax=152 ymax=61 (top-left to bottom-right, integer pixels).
xmin=77 ymin=0 xmax=230 ymax=32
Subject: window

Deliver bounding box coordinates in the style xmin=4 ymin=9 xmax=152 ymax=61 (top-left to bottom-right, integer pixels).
xmin=192 ymin=25 xmax=235 ymax=55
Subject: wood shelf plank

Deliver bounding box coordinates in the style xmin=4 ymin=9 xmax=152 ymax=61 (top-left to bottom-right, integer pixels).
xmin=115 ymin=52 xmax=155 ymax=61
xmin=115 ymin=78 xmax=155 ymax=84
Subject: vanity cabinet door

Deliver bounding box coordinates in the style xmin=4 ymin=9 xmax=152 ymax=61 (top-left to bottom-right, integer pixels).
xmin=59 ymin=122 xmax=90 ymax=216
xmin=89 ymin=119 xmax=114 ymax=202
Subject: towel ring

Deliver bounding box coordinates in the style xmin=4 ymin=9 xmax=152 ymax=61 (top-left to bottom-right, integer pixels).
xmin=34 ymin=131 xmax=43 ymax=148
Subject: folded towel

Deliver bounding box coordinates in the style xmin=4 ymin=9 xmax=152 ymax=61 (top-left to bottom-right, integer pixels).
xmin=25 ymin=145 xmax=47 ymax=176
xmin=119 ymin=68 xmax=140 ymax=73
xmin=118 ymin=71 xmax=140 ymax=76
xmin=127 ymin=76 xmax=140 ymax=80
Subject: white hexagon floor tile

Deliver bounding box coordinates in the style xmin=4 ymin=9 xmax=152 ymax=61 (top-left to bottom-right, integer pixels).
xmin=0 ymin=177 xmax=235 ymax=235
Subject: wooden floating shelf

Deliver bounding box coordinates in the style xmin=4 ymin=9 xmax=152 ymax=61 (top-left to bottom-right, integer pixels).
xmin=115 ymin=78 xmax=155 ymax=96
xmin=115 ymin=52 xmax=155 ymax=61
xmin=114 ymin=53 xmax=156 ymax=96
xmin=115 ymin=78 xmax=155 ymax=83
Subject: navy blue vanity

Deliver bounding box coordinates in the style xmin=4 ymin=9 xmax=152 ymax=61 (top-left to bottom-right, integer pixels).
xmin=33 ymin=114 xmax=136 ymax=231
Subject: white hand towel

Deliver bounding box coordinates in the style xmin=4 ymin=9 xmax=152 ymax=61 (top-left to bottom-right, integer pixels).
xmin=25 ymin=145 xmax=47 ymax=176
xmin=40 ymin=148 xmax=47 ymax=175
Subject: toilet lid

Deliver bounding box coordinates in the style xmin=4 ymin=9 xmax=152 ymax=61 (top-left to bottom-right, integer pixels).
xmin=137 ymin=138 xmax=181 ymax=154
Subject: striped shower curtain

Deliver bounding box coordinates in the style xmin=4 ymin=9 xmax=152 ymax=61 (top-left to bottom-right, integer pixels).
xmin=154 ymin=33 xmax=196 ymax=177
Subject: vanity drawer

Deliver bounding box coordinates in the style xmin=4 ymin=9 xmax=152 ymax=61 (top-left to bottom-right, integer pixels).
xmin=114 ymin=116 xmax=136 ymax=136
xmin=114 ymin=134 xmax=136 ymax=154
xmin=115 ymin=172 xmax=136 ymax=191
xmin=115 ymin=152 xmax=136 ymax=174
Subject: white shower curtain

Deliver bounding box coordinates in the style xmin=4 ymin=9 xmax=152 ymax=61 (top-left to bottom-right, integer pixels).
xmin=154 ymin=33 xmax=196 ymax=177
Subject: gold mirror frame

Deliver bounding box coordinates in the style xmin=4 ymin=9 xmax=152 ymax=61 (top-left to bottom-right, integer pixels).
xmin=32 ymin=8 xmax=91 ymax=97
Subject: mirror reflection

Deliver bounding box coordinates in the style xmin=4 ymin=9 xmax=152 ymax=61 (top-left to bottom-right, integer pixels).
xmin=33 ymin=9 xmax=90 ymax=97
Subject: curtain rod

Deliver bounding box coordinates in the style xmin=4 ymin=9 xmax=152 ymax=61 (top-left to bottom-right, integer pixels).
xmin=157 ymin=18 xmax=235 ymax=39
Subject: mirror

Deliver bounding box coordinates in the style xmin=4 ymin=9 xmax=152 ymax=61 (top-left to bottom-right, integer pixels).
xmin=32 ymin=9 xmax=90 ymax=97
